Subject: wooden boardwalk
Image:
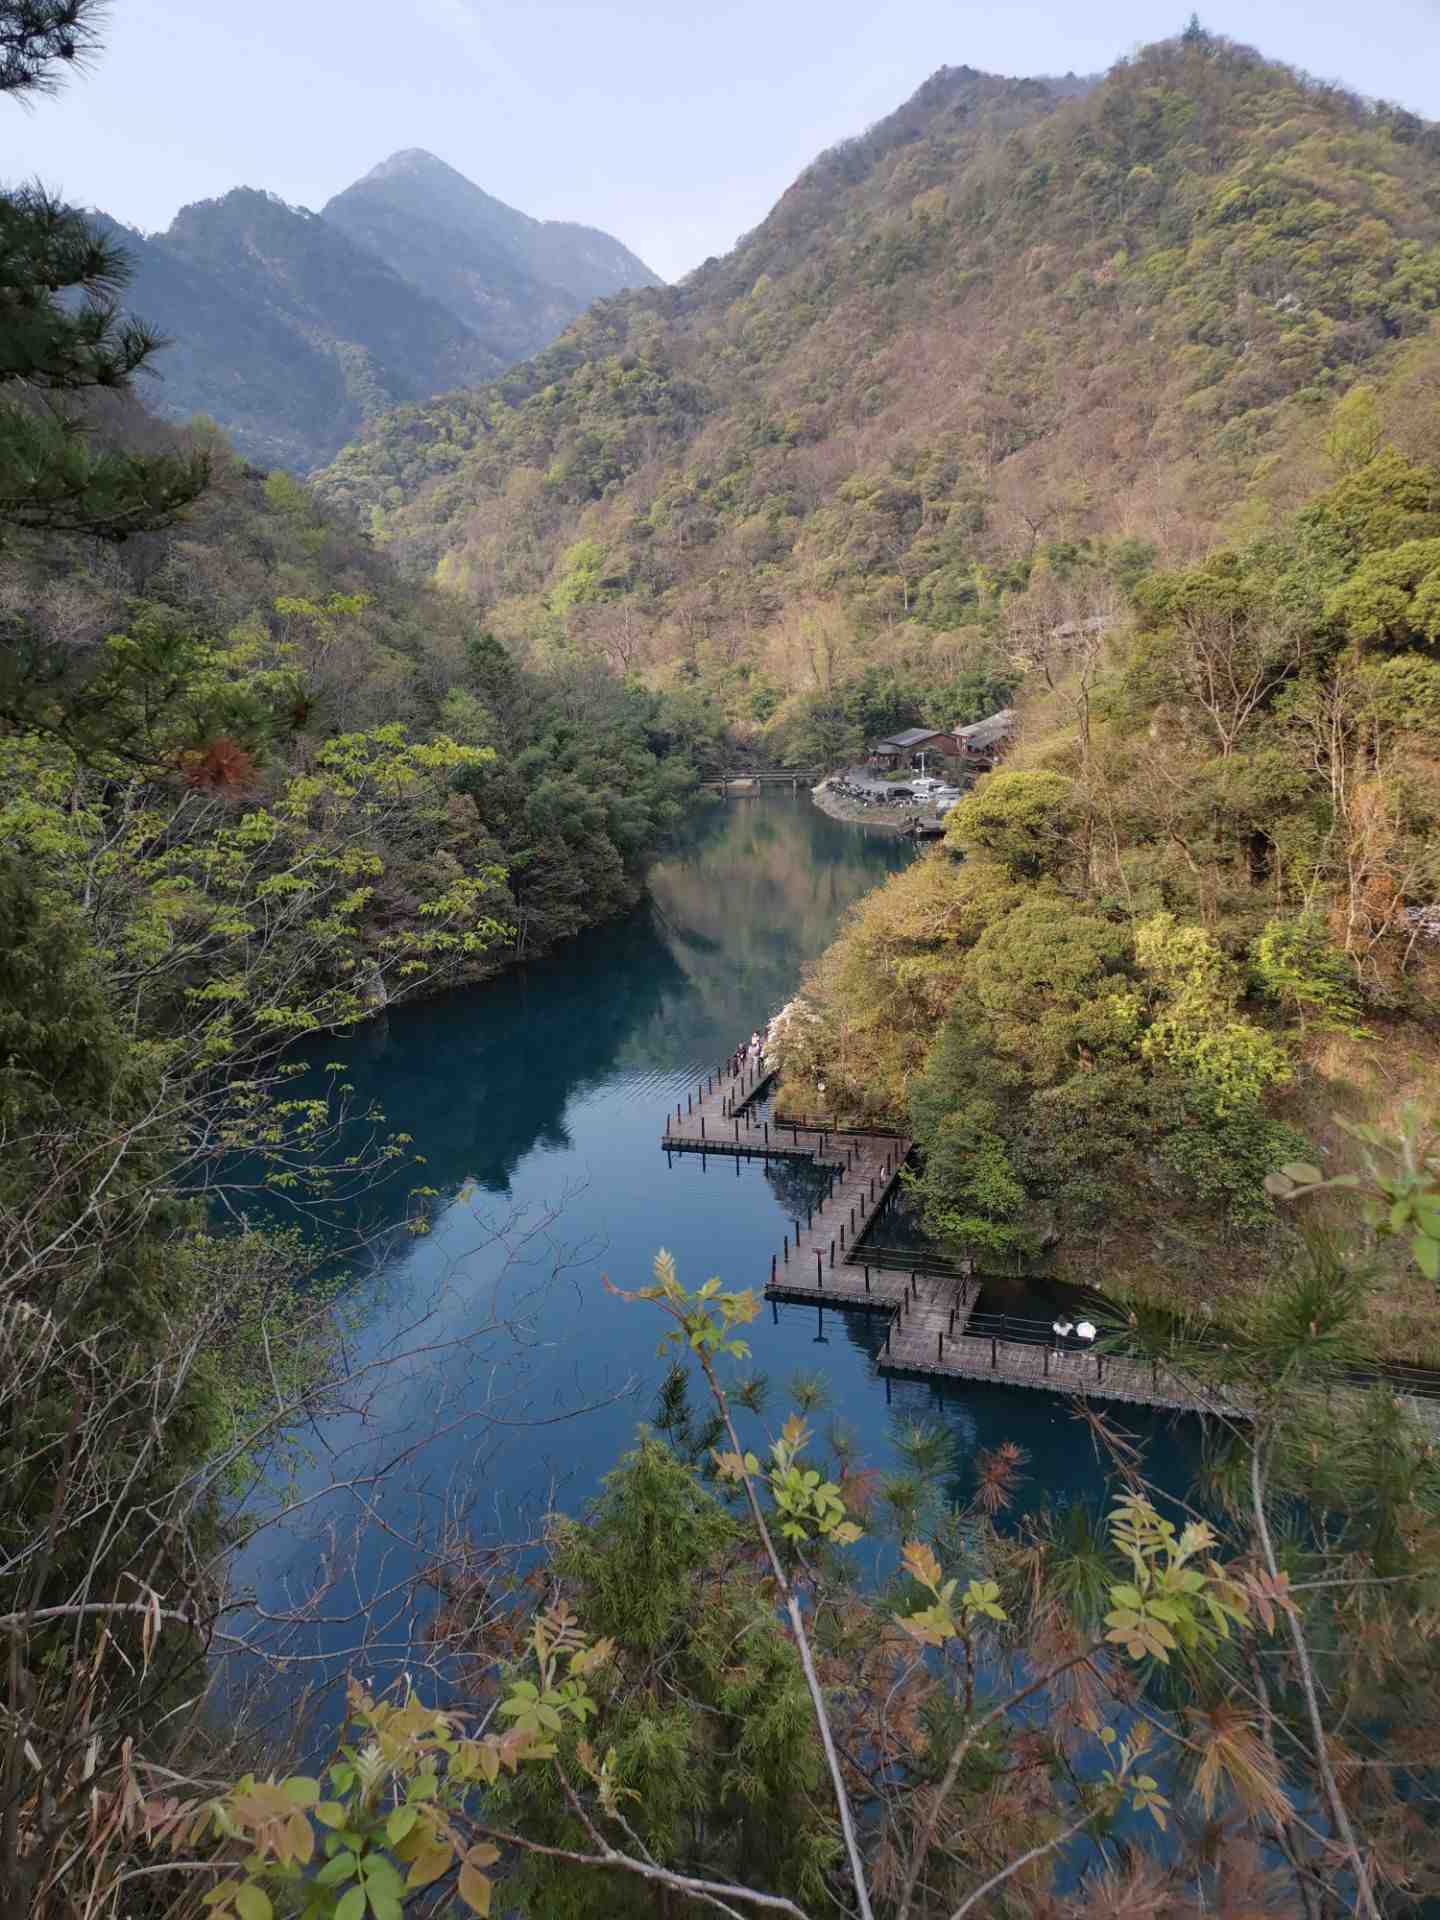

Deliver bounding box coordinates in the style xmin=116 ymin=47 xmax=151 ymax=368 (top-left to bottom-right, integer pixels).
xmin=662 ymin=1053 xmax=913 ymax=1305
xmin=659 ymin=1049 xmax=1440 ymax=1426
xmin=698 ymin=768 xmax=822 ymax=792
xmin=660 ymin=1050 xmax=1247 ymax=1419
xmin=875 ymin=1269 xmax=1248 ymax=1417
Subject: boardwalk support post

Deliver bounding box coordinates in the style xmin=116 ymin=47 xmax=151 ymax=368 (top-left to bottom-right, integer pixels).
xmin=840 ymin=1224 xmax=846 ymax=1250
xmin=816 ymin=1252 xmax=823 ymax=1289
xmin=783 ymin=1234 xmax=789 ymax=1265
xmin=865 ymin=1268 xmax=870 ymax=1293
xmin=734 ymin=1119 xmax=739 ymax=1144
xmin=991 ymin=1337 xmax=997 ymax=1369
xmin=700 ymin=1118 xmax=705 ymax=1140
xmin=829 ymin=1240 xmax=835 ymax=1269
xmin=938 ymin=1332 xmax=943 ymax=1362
xmin=771 ymin=1253 xmax=776 ymax=1283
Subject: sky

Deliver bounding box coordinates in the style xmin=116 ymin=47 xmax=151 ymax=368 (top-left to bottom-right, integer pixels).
xmin=4 ymin=0 xmax=1440 ymax=283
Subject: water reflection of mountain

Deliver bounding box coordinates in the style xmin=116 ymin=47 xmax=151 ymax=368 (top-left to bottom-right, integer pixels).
xmin=635 ymin=794 xmax=909 ymax=1070
xmin=293 ymin=904 xmax=690 ymax=1231
xmin=292 ymin=795 xmax=907 ymax=1244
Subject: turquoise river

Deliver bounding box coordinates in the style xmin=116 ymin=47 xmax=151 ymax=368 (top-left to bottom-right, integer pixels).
xmin=238 ymin=789 xmax=1195 ymax=1672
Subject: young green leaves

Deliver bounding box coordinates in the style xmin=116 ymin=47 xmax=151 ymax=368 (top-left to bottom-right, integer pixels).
xmin=716 ymin=1411 xmax=865 ymax=1546
xmin=606 ymin=1248 xmax=760 ymax=1361
xmin=896 ymin=1537 xmax=1007 ymax=1646
xmin=1104 ymin=1497 xmax=1248 ymax=1666
xmin=1265 ymin=1108 xmax=1440 ymax=1284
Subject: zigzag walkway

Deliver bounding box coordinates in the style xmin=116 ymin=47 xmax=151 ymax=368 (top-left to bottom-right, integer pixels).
xmin=664 ymin=1049 xmax=1440 ymax=1427
xmin=659 ymin=1048 xmax=1246 ymax=1418
xmin=660 ymin=1049 xmax=913 ymax=1300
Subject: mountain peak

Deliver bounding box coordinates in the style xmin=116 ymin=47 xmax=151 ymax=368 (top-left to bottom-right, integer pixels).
xmin=358 ymin=148 xmax=459 ymax=185
xmin=323 ymin=151 xmax=663 ymax=320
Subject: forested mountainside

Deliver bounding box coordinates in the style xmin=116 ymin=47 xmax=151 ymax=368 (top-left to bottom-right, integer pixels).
xmin=316 ymin=37 xmax=1440 ymax=751
xmin=96 ymin=155 xmax=661 ymax=471
xmin=3 ymin=427 xmax=703 ymax=992
xmin=773 ymin=445 xmax=1440 ymax=1359
xmin=99 ymin=193 xmax=501 ymax=471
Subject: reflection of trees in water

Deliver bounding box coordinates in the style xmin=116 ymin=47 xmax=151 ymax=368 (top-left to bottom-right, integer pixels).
xmin=288 ymin=905 xmax=690 ymax=1243
xmin=642 ymin=793 xmax=909 ymax=1064
xmin=855 ymin=1181 xmax=938 ymax=1256
xmin=278 ymin=793 xmax=907 ymax=1248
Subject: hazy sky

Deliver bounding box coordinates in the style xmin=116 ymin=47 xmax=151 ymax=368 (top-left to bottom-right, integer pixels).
xmin=5 ymin=0 xmax=1440 ymax=282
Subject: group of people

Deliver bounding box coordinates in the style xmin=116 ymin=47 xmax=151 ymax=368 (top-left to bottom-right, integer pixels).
xmin=1051 ymin=1314 xmax=1098 ymax=1353
xmin=727 ymin=1030 xmax=766 ymax=1078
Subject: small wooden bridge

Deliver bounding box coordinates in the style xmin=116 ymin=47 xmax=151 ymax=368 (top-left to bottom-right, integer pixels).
xmin=661 ymin=1048 xmax=1248 ymax=1419
xmin=698 ymin=768 xmax=822 ymax=792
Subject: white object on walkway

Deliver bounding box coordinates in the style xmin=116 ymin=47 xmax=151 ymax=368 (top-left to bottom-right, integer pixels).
xmin=1075 ymin=1320 xmax=1097 ymax=1343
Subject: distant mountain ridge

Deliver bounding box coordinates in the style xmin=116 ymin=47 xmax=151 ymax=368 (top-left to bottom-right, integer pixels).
xmin=102 ymin=154 xmax=661 ymax=471
xmin=325 ymin=150 xmax=661 ymax=327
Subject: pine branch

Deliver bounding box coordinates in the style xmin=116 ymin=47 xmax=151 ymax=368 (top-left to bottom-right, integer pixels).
xmin=0 ymin=0 xmax=107 ymax=101
xmin=1249 ymin=1434 xmax=1382 ymax=1920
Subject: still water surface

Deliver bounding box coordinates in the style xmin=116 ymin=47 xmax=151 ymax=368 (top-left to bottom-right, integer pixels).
xmin=244 ymin=792 xmax=1194 ymax=1662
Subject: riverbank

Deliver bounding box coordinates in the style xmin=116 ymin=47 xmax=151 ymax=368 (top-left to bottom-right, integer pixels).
xmin=810 ymin=781 xmax=944 ymax=835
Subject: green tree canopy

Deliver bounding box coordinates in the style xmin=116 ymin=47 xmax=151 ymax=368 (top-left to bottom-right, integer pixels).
xmin=944 ymin=767 xmax=1081 ymax=877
